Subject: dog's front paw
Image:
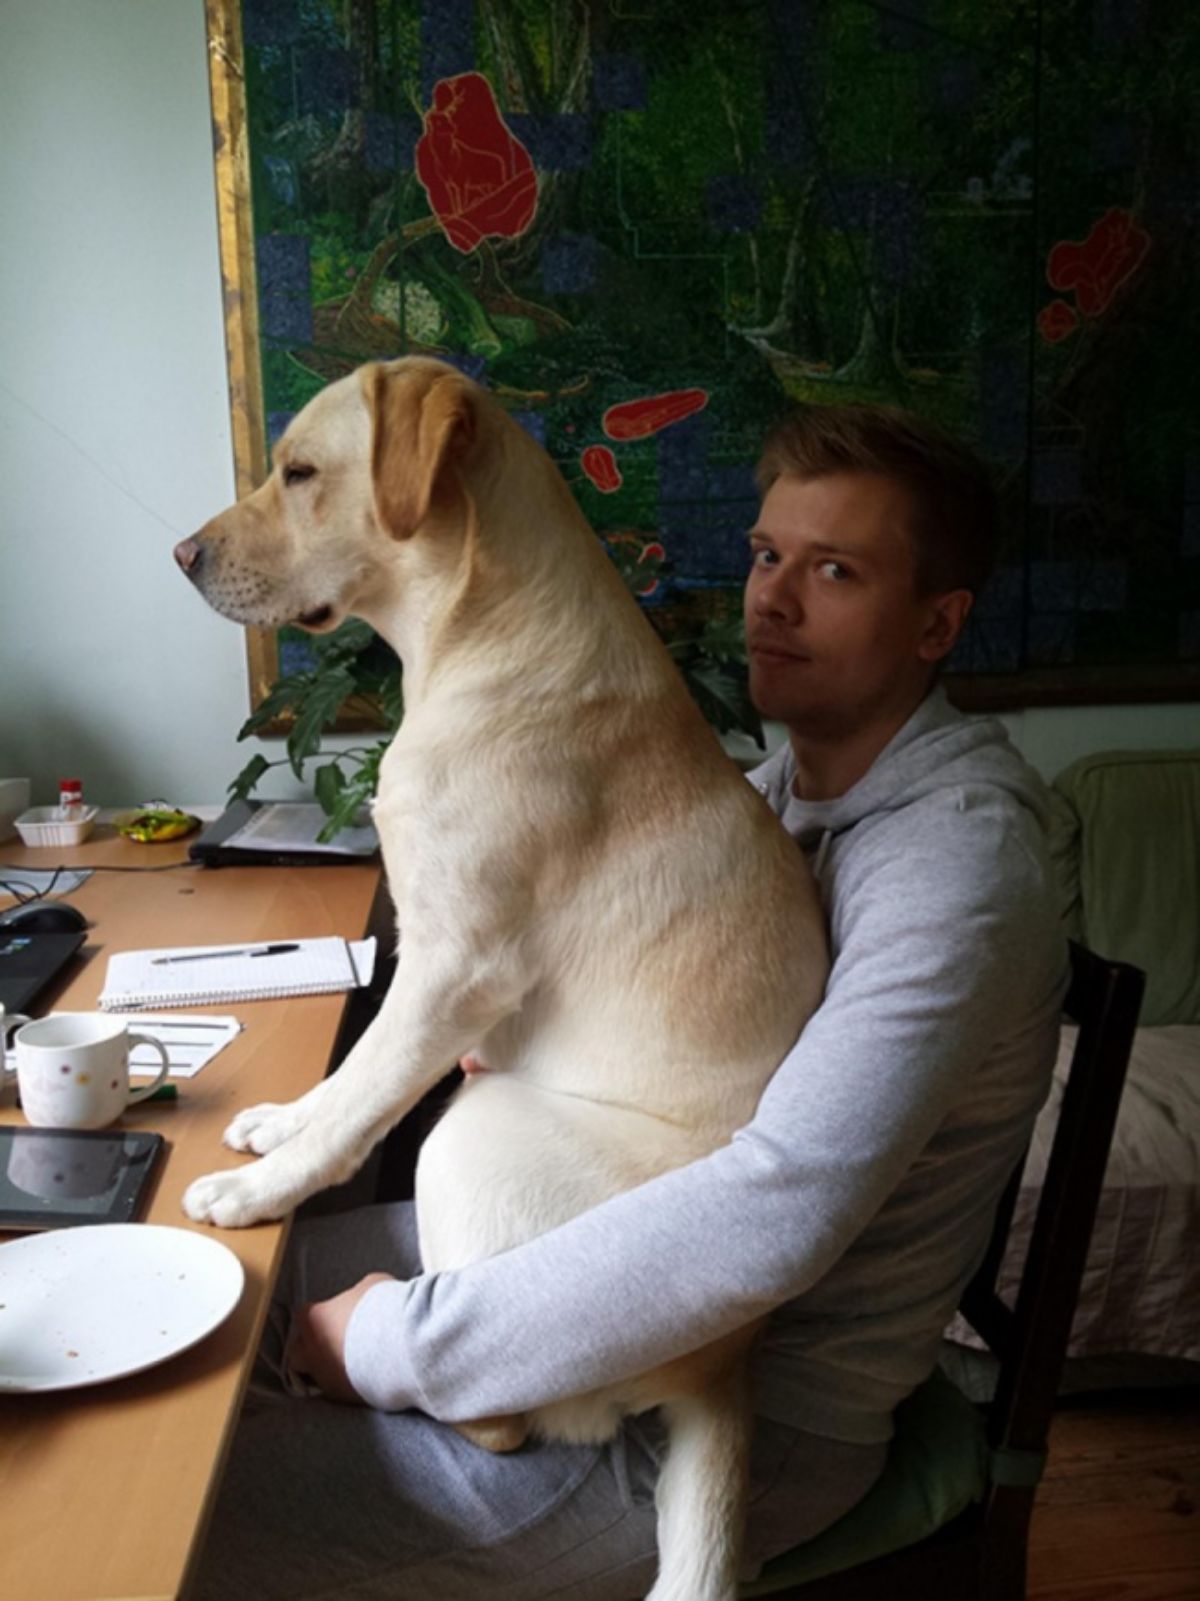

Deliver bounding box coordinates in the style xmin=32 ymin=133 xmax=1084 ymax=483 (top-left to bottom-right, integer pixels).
xmin=182 ymin=1166 xmax=284 ymax=1229
xmin=224 ymin=1101 xmax=309 ymax=1155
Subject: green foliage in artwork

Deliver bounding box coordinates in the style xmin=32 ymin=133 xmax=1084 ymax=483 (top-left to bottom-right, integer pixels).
xmin=260 ymin=348 xmax=328 ymax=416
xmin=308 ymin=216 xmax=374 ymax=304
xmin=607 ymin=33 xmax=765 ymax=215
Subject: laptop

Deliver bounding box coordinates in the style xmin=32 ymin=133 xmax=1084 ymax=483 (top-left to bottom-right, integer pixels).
xmin=0 ymin=931 xmax=87 ymax=1013
xmin=189 ymin=799 xmax=379 ymax=868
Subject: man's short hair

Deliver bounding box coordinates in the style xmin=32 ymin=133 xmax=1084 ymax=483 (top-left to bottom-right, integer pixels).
xmin=755 ymin=404 xmax=999 ymax=598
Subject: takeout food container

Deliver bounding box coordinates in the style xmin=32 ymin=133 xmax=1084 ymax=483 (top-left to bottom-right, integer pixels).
xmin=13 ymin=806 xmax=99 ymax=847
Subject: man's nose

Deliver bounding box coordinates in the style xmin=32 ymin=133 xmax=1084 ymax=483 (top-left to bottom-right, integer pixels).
xmin=751 ymin=566 xmax=801 ymax=621
xmin=173 ymin=537 xmax=203 ymax=575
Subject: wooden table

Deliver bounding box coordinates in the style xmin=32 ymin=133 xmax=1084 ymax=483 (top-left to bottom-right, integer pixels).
xmin=0 ymin=827 xmax=385 ymax=1601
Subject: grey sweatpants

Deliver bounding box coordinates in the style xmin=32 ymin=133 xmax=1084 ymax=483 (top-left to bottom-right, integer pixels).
xmin=192 ymin=1204 xmax=886 ymax=1600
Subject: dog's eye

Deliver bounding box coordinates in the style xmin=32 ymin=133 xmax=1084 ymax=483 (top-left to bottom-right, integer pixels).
xmin=283 ymin=464 xmax=317 ymax=487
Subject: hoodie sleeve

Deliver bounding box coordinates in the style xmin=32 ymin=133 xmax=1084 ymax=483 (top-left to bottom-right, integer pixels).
xmin=343 ymin=795 xmax=1066 ymax=1418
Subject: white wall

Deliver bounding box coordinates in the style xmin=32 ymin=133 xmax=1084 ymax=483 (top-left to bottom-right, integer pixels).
xmin=998 ymin=702 xmax=1197 ymax=778
xmin=0 ymin=0 xmax=1195 ymax=811
xmin=0 ymin=0 xmax=254 ymax=808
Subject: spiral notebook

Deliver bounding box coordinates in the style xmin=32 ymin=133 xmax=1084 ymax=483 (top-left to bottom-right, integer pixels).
xmin=98 ymin=936 xmax=377 ymax=1011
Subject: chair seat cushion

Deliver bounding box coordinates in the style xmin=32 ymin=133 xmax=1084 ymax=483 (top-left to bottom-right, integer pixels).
xmin=740 ymin=1368 xmax=989 ymax=1595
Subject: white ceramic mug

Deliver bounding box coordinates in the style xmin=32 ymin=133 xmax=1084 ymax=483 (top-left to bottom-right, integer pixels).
xmin=1 ymin=1004 xmax=32 ymax=1106
xmin=13 ymin=1013 xmax=169 ymax=1130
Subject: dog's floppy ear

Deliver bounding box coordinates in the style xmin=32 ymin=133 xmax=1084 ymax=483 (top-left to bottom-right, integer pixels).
xmin=369 ymin=363 xmax=476 ymax=539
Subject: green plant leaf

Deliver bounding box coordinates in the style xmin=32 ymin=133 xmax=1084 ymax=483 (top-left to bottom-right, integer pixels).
xmin=228 ymin=751 xmax=273 ymax=802
xmin=316 ymin=769 xmax=374 ymax=842
xmin=320 ymin=618 xmax=375 ymax=660
xmin=693 ymin=613 xmax=750 ymax=662
xmin=285 ymin=666 xmax=356 ymax=778
xmin=684 ymin=661 xmax=764 ymax=744
xmin=237 ymin=671 xmax=315 ymax=739
xmin=313 ymin=760 xmax=347 ymax=816
xmin=380 ymin=675 xmax=405 ymax=729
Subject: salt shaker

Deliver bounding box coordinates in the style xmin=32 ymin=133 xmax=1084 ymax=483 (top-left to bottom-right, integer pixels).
xmin=57 ymin=778 xmax=84 ymax=823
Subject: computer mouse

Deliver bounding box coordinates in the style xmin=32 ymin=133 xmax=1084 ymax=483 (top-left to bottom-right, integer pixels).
xmin=0 ymin=898 xmax=89 ymax=936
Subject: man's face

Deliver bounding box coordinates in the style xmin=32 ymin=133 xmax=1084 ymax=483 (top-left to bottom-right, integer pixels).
xmin=743 ymin=472 xmax=970 ymax=739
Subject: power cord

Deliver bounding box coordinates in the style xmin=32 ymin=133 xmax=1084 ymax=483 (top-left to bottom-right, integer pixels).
xmin=0 ymin=860 xmax=201 ymax=906
xmin=0 ymin=865 xmax=73 ymax=905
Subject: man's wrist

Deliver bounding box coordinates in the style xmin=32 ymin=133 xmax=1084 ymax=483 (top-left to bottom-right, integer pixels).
xmin=343 ymin=1277 xmax=424 ymax=1412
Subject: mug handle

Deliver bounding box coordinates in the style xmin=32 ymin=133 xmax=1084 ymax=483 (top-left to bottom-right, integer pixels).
xmin=1 ymin=1013 xmax=32 ymax=1077
xmin=125 ymin=1034 xmax=170 ymax=1103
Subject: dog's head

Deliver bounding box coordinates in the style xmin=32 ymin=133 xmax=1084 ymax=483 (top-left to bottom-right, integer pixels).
xmin=174 ymin=357 xmax=479 ymax=635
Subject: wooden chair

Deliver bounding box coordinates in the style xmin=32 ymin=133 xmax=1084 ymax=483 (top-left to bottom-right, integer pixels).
xmin=738 ymin=940 xmax=1146 ymax=1600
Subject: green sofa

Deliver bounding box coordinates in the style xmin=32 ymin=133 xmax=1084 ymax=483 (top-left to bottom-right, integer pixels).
xmin=1048 ymin=746 xmax=1200 ymax=1026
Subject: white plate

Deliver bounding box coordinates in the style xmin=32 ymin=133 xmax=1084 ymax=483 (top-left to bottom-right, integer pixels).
xmin=0 ymin=1224 xmax=244 ymax=1392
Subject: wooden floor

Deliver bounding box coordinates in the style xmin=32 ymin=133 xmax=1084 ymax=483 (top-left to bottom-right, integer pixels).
xmin=1028 ymin=1388 xmax=1200 ymax=1599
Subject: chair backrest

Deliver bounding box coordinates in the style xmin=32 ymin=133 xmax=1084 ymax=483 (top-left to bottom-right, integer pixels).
xmin=959 ymin=940 xmax=1145 ymax=1533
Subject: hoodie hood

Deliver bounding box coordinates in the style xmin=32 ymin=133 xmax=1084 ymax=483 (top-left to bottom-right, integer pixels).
xmin=747 ymin=686 xmax=1053 ymax=857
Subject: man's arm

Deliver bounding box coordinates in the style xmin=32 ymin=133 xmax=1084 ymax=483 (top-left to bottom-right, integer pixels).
xmin=342 ymin=829 xmax=1065 ymax=1417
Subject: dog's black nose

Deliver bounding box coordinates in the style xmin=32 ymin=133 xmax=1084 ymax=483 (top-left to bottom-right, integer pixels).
xmin=174 ymin=537 xmax=203 ymax=575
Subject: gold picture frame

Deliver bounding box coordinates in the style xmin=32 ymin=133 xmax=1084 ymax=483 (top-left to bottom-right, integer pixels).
xmin=205 ymin=0 xmax=280 ymax=718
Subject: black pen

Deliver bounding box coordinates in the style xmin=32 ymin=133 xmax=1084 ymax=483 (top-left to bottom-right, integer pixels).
xmin=151 ymin=943 xmax=300 ymax=966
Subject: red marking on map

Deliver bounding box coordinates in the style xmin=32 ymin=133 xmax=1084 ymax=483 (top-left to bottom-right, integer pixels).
xmin=415 ymin=72 xmax=538 ymax=254
xmin=1046 ymin=207 xmax=1150 ymax=318
xmin=580 ymin=445 xmax=623 ymax=493
xmin=1037 ymin=298 xmax=1080 ymax=344
xmin=636 ymin=541 xmax=666 ymax=596
xmin=602 ymin=389 xmax=709 ymax=441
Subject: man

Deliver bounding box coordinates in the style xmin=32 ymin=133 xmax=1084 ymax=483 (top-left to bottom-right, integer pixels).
xmin=196 ymin=405 xmax=1068 ymax=1600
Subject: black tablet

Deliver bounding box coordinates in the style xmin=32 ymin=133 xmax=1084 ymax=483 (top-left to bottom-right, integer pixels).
xmin=0 ymin=1127 xmax=164 ymax=1232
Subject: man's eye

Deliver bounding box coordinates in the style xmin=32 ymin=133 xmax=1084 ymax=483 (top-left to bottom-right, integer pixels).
xmin=820 ymin=560 xmax=852 ymax=581
xmin=283 ymin=464 xmax=317 ymax=487
xmin=752 ymin=548 xmax=778 ymax=567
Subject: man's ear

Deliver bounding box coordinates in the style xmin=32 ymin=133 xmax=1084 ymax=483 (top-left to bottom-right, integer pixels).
xmin=369 ymin=363 xmax=475 ymax=539
xmin=917 ymin=588 xmax=974 ymax=664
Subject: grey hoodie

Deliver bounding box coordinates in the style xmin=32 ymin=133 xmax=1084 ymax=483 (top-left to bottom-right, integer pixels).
xmin=345 ymin=687 xmax=1069 ymax=1444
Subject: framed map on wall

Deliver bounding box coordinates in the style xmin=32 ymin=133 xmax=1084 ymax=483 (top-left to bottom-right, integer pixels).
xmin=206 ymin=0 xmax=1200 ymax=724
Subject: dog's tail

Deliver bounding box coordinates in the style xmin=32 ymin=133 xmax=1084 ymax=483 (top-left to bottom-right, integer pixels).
xmin=645 ymin=1366 xmax=752 ymax=1601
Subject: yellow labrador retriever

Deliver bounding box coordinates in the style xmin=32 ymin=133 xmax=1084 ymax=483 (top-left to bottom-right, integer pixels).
xmin=175 ymin=356 xmax=827 ymax=1601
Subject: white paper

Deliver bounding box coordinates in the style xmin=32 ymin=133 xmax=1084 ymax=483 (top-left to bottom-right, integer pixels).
xmin=121 ymin=1014 xmax=244 ymax=1078
xmin=98 ymin=936 xmax=377 ymax=1011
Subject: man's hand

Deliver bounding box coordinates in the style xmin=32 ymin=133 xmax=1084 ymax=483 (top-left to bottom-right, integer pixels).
xmin=287 ymin=1272 xmax=396 ymax=1403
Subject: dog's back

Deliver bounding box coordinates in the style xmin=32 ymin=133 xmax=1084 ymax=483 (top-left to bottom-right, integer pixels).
xmin=499 ymin=748 xmax=820 ymax=1134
